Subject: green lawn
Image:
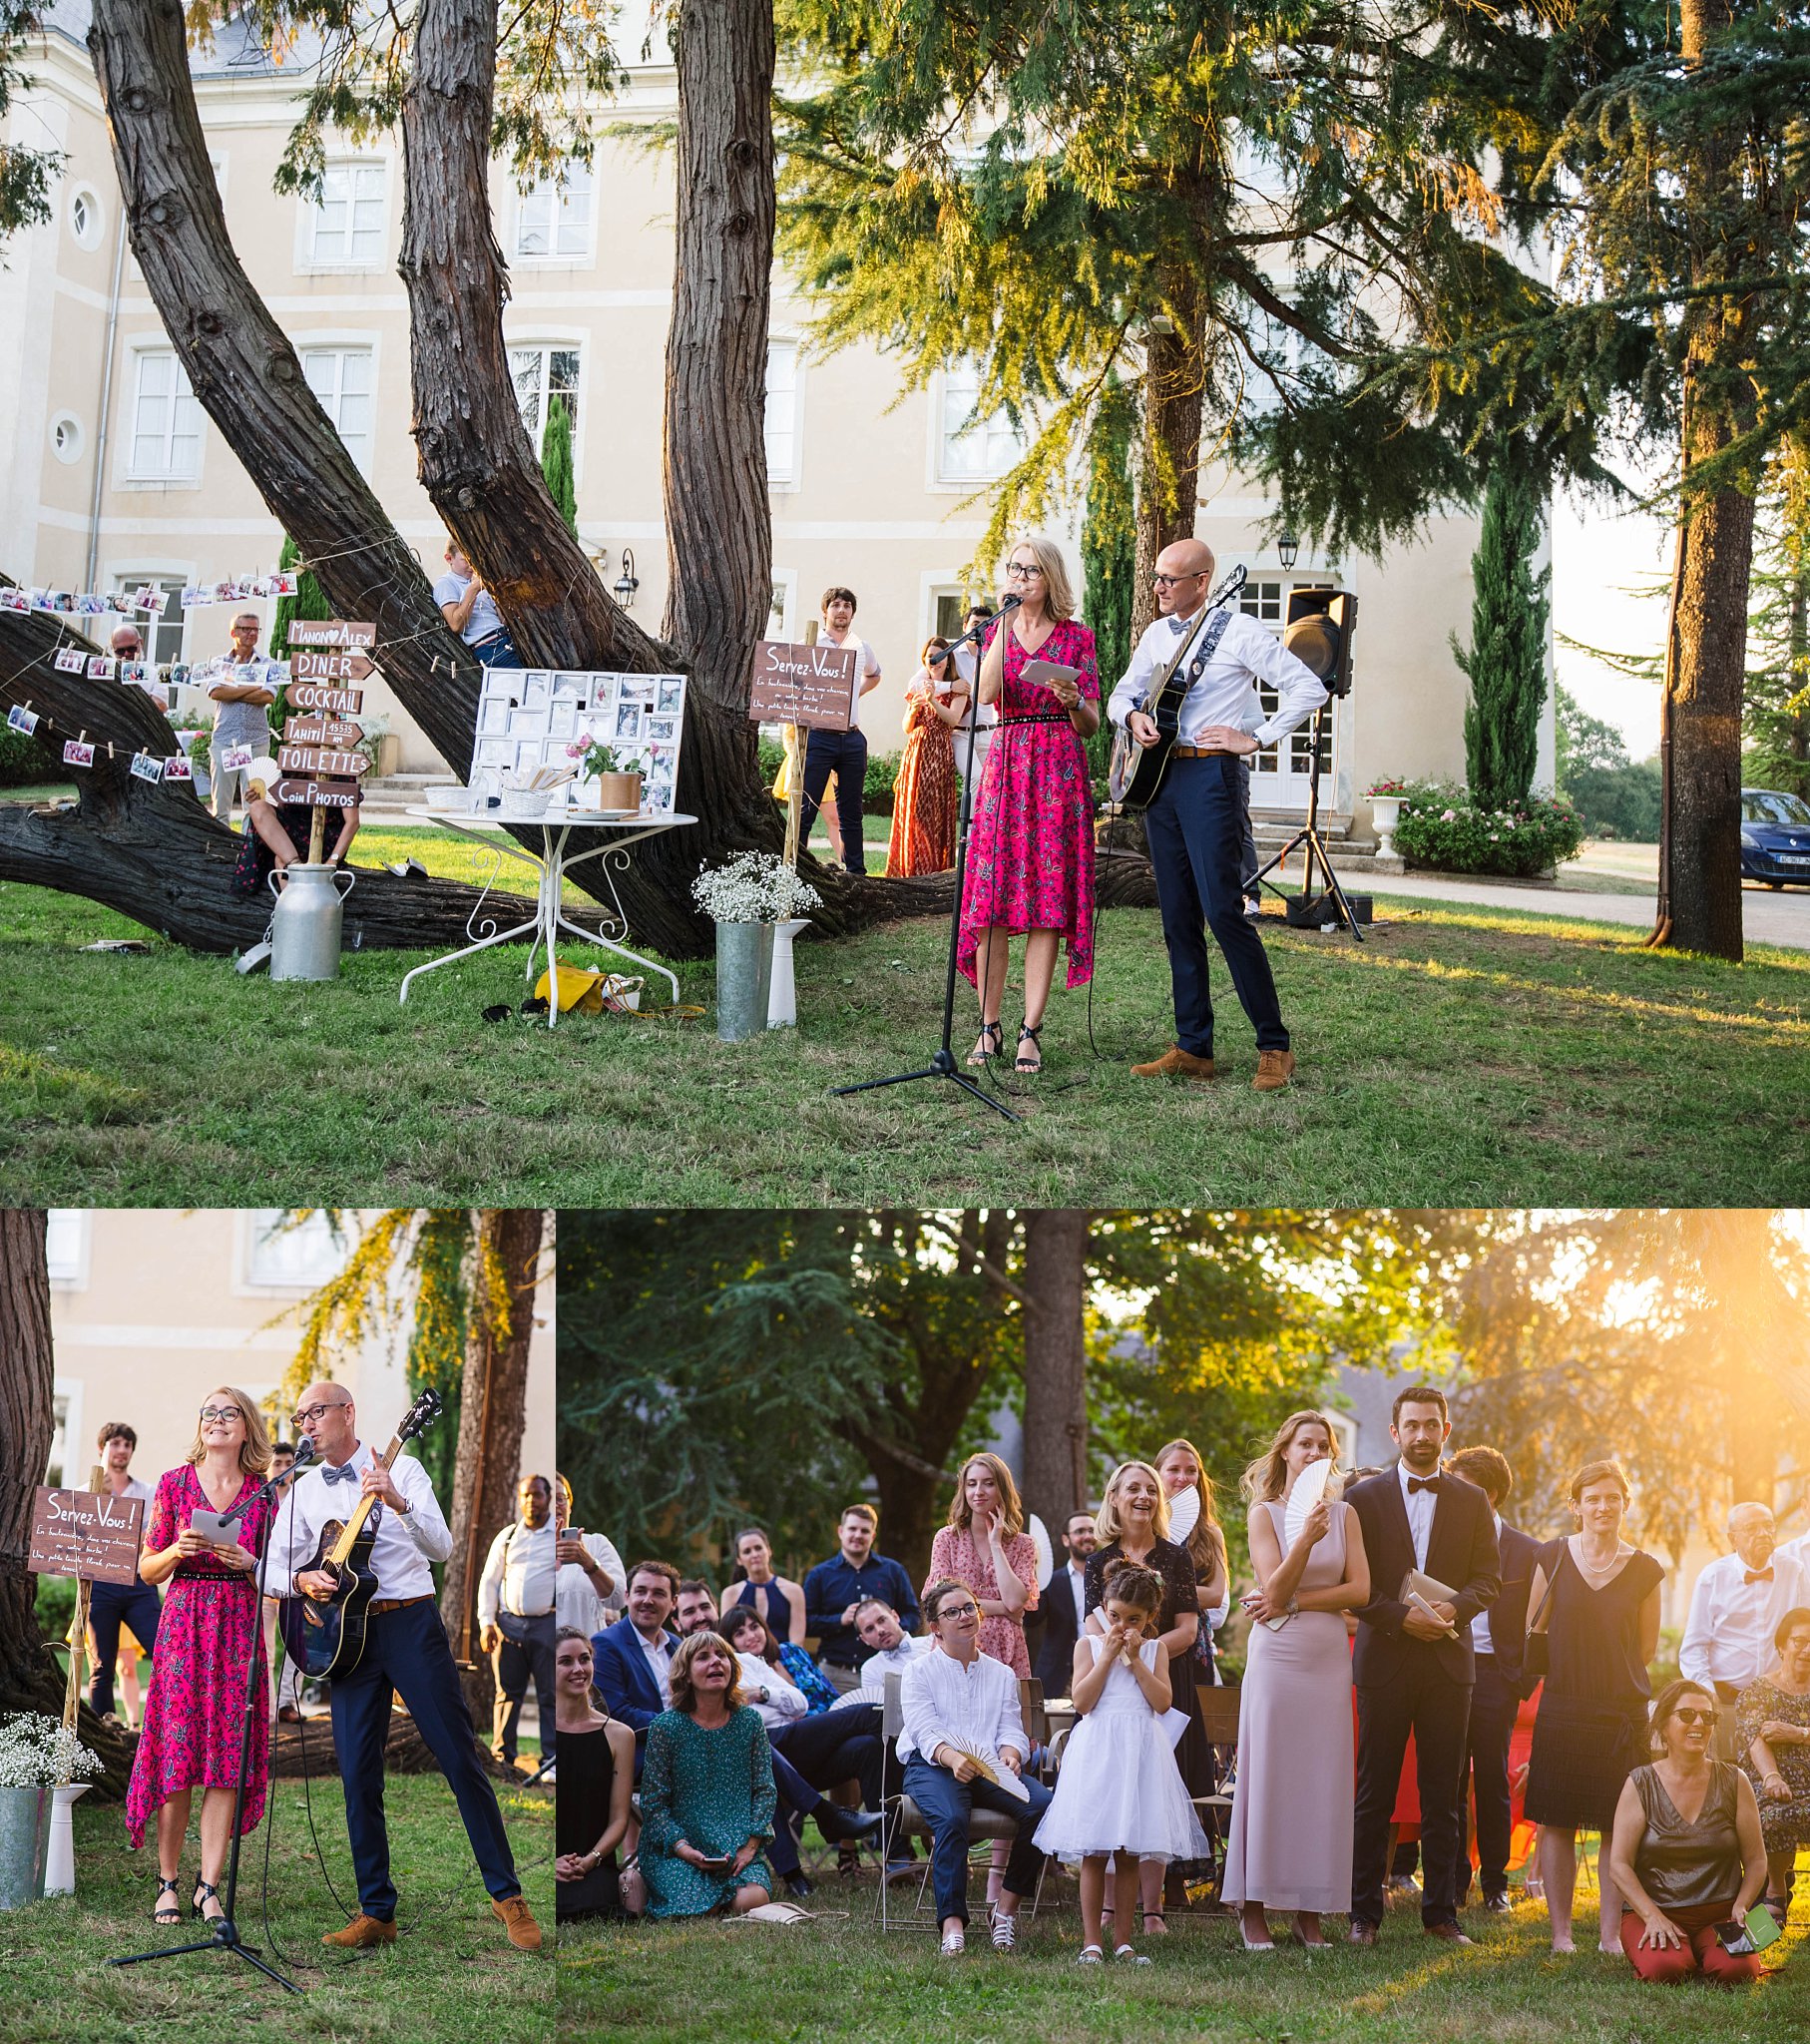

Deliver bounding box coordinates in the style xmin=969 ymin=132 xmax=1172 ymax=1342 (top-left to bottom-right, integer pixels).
xmin=0 ymin=828 xmax=1806 ymax=1204
xmin=564 ymin=1867 xmax=1806 ymax=2044
xmin=0 ymin=1774 xmax=552 ymax=2044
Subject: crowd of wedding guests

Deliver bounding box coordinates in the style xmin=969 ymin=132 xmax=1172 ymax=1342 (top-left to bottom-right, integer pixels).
xmin=570 ymin=1393 xmax=1809 ymax=1985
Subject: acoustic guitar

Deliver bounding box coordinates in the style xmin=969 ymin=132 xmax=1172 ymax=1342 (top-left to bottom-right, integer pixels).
xmin=280 ymin=1387 xmax=444 ymax=1680
xmin=1107 ymin=564 xmax=1248 ymax=812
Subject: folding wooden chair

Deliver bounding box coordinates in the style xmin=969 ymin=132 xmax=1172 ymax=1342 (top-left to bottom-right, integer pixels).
xmin=1192 ymin=1684 xmax=1241 ymax=1895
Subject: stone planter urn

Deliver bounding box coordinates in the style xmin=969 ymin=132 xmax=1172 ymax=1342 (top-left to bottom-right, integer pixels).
xmin=714 ymin=920 xmax=775 ymax=1042
xmin=1369 ymin=793 xmax=1403 ymax=860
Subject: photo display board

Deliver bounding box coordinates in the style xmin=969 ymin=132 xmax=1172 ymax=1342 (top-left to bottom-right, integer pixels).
xmin=471 ymin=668 xmax=688 ymax=813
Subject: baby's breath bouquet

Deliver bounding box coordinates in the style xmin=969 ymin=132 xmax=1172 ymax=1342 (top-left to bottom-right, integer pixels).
xmin=690 ymin=851 xmax=822 ymax=924
xmin=0 ymin=1713 xmax=104 ymax=1787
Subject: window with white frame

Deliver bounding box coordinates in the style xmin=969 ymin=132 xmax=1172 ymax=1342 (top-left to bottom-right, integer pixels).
xmin=1241 ymin=576 xmax=1331 ymax=779
xmin=127 ymin=349 xmax=202 ymax=480
xmin=764 ymin=342 xmax=799 ymax=487
xmin=301 ymin=347 xmax=375 ymax=474
xmin=937 ymin=360 xmax=1025 ymax=483
xmin=245 ymin=1210 xmax=345 ymax=1288
xmin=47 ymin=1386 xmax=74 ymax=1487
xmin=308 ymin=162 xmax=387 ymax=266
xmin=515 ymin=164 xmax=593 ymax=259
xmin=45 ymin=1210 xmax=90 ymax=1287
xmin=766 ymin=578 xmax=792 ymax=639
xmin=509 ymin=344 xmax=581 ymax=448
xmin=115 ymin=576 xmax=188 ymax=668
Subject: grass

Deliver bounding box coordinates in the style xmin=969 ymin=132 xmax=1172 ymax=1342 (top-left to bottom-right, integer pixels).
xmin=564 ymin=1864 xmax=1808 ymax=2044
xmin=0 ymin=1774 xmax=552 ymax=2044
xmin=0 ymin=827 xmax=1807 ymax=1204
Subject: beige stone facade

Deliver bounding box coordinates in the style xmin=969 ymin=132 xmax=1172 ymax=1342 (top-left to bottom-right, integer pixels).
xmin=2 ymin=17 xmax=1553 ymax=825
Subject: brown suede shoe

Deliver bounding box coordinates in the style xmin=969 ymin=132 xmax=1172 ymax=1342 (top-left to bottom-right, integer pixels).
xmin=492 ymin=1894 xmax=543 ymax=1950
xmin=1252 ymin=1048 xmax=1296 ymax=1091
xmin=321 ymin=1912 xmax=396 ymax=1948
xmin=1130 ymin=1044 xmax=1215 ymax=1080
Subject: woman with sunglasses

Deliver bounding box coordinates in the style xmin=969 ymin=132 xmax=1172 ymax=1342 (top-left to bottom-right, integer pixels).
xmin=1607 ymin=1679 xmax=1768 ymax=1984
xmin=125 ymin=1387 xmax=276 ymax=1927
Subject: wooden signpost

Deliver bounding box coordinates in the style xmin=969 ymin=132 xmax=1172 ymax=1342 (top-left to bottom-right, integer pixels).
xmin=29 ymin=1468 xmax=145 ymax=1739
xmin=279 ymin=620 xmax=373 ymax=859
xmin=749 ymin=637 xmax=859 ymax=865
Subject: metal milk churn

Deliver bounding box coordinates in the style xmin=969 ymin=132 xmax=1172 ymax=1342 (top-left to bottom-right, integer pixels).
xmin=269 ymin=863 xmax=355 ymax=981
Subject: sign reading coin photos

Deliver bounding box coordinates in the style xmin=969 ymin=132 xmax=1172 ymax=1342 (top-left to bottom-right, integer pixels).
xmin=470 ymin=668 xmax=688 ymax=813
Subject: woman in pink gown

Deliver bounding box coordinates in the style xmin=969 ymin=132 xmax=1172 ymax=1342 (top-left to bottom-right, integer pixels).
xmin=126 ymin=1386 xmax=275 ymax=1926
xmin=958 ymin=535 xmax=1099 ymax=1074
xmin=1221 ymin=1411 xmax=1372 ymax=1949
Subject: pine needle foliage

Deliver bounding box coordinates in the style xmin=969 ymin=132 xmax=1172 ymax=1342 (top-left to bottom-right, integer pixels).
xmin=541 ymin=397 xmax=579 ymax=536
xmin=1456 ymin=467 xmax=1551 ymax=806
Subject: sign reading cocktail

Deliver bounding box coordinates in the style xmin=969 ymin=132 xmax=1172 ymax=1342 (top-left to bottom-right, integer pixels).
xmin=29 ymin=1484 xmax=146 ymax=1587
xmin=749 ymin=640 xmax=859 ymax=732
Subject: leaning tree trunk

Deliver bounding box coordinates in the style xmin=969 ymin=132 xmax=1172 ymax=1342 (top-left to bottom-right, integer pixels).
xmin=439 ymin=1209 xmax=544 ymax=1676
xmin=1021 ymin=1210 xmax=1091 ymax=1537
xmin=0 ymin=1211 xmax=137 ymax=1795
xmin=0 ymin=602 xmax=534 ymax=951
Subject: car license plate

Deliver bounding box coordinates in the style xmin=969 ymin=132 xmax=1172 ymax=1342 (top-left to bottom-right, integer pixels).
xmin=1779 ymin=853 xmax=1810 ymax=866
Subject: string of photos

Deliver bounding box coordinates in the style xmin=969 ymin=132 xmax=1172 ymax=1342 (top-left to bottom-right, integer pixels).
xmin=0 ymin=574 xmax=301 ymax=619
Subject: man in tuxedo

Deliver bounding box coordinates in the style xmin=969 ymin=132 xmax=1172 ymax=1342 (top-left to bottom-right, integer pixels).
xmin=1032 ymin=1509 xmax=1098 ymax=1695
xmin=1447 ymin=1446 xmax=1540 ymax=1913
xmin=592 ymin=1559 xmax=682 ymax=1769
xmin=1345 ymin=1387 xmax=1501 ymax=1945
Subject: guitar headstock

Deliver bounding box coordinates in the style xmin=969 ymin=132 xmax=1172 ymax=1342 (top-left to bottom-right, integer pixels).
xmin=398 ymin=1386 xmax=444 ymax=1444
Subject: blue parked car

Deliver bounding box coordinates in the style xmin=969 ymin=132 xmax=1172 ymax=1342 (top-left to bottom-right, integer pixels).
xmin=1741 ymin=787 xmax=1810 ymax=887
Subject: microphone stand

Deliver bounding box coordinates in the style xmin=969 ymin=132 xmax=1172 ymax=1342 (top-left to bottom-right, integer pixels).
xmin=111 ymin=1452 xmax=313 ymax=1994
xmin=832 ymin=599 xmax=1024 ymax=1121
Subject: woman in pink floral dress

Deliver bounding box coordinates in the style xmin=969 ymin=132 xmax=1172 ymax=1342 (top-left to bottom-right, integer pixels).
xmin=958 ymin=535 xmax=1100 ymax=1073
xmin=127 ymin=1385 xmax=275 ymax=1926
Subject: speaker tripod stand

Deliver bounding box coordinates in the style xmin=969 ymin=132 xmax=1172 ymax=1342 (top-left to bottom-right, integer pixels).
xmin=1246 ymin=700 xmax=1366 ymax=942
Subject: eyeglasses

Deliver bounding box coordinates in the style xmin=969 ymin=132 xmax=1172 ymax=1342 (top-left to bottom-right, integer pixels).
xmin=198 ymin=1406 xmax=241 ymax=1426
xmin=1151 ymin=573 xmax=1204 ymax=588
xmin=1673 ymin=1708 xmax=1718 ymax=1727
xmin=1004 ymin=564 xmax=1044 ymax=581
xmin=292 ymin=1400 xmax=350 ymax=1426
xmin=937 ymin=1602 xmax=979 ymax=1622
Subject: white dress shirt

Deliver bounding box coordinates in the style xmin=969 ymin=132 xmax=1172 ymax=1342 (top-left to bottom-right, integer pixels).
xmin=1679 ymin=1548 xmax=1809 ymax=1689
xmin=1472 ymin=1511 xmax=1502 ymax=1655
xmin=897 ymin=1646 xmax=1028 ymax=1769
xmin=1398 ymin=1462 xmax=1436 ymax=1575
xmin=951 ymin=643 xmax=996 ymax=728
xmin=819 ymin=628 xmax=880 ymax=731
xmin=1065 ymin=1561 xmax=1088 ymax=1632
xmin=264 ymin=1441 xmax=452 ymax=1602
xmin=738 ymin=1654 xmax=809 ymax=1730
xmin=831 ymin=1633 xmax=933 ymax=1712
xmin=1108 ymin=606 xmax=1327 ymax=749
xmin=642 ymin=1627 xmax=674 ymax=1708
xmin=556 ymin=1531 xmax=623 ymax=1635
xmin=477 ymin=1517 xmax=556 ymax=1627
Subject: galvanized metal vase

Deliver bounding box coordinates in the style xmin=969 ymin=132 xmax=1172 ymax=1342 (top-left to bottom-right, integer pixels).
xmin=714 ymin=920 xmax=775 ymax=1042
xmin=0 ymin=1785 xmax=51 ymax=1909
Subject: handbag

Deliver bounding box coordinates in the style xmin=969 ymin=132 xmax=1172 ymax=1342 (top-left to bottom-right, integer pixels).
xmin=1521 ymin=1544 xmax=1565 ymax=1684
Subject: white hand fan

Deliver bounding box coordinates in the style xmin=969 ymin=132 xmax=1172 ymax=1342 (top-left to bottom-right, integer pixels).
xmin=1284 ymin=1455 xmax=1332 ymax=1548
xmin=1029 ymin=1512 xmax=1055 ymax=1592
xmin=1165 ymin=1484 xmax=1200 ymax=1547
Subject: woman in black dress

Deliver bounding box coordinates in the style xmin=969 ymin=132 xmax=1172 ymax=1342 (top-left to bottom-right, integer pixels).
xmin=1084 ymin=1459 xmax=1203 ymax=1936
xmin=1524 ymin=1460 xmax=1664 ymax=1954
xmin=554 ymin=1629 xmax=643 ymax=1922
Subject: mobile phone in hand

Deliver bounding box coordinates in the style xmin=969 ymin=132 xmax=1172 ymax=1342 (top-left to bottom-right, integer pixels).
xmin=1713 ymin=1920 xmax=1756 ymax=1956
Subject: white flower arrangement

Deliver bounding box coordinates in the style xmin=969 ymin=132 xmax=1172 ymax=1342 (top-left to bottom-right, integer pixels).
xmin=0 ymin=1713 xmax=104 ymax=1788
xmin=690 ymin=851 xmax=823 ymax=924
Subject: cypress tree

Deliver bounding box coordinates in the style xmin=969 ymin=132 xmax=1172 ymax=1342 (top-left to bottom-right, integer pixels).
xmin=542 ymin=397 xmax=578 ymax=537
xmin=268 ymin=532 xmax=330 ymax=663
xmin=1455 ymin=467 xmax=1549 ymax=807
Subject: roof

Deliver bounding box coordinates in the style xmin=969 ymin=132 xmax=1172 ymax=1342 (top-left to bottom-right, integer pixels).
xmin=39 ymin=2 xmax=313 ymax=82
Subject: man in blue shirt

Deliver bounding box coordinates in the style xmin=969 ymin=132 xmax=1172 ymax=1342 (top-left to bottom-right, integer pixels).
xmin=802 ymin=1505 xmax=920 ymax=1691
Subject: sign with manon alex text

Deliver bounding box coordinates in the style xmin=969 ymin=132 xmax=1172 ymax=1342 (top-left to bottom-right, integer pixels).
xmin=748 ymin=640 xmax=859 ymax=731
xmin=29 ymin=1485 xmax=146 ymax=1586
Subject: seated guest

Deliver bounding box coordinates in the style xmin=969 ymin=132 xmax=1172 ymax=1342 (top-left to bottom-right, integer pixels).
xmin=231 ymin=763 xmax=360 ymax=898
xmin=899 ymin=1577 xmax=1055 ymax=1955
xmin=1681 ymin=1505 xmax=1807 ymax=1742
xmin=1735 ymin=1606 xmax=1810 ymax=1920
xmin=553 ymin=1630 xmax=643 ymax=1922
xmin=721 ymin=1526 xmax=807 ymax=1645
xmin=592 ymin=1560 xmax=681 ymax=1769
xmin=721 ymin=1604 xmax=885 ymax=1813
xmin=435 ymin=541 xmax=520 ymax=669
xmin=830 ymin=1598 xmax=934 ymax=1710
xmin=1607 ymin=1679 xmax=1768 ymax=1984
xmin=1033 ymin=1511 xmax=1097 ymax=1697
xmin=554 ymin=1474 xmax=623 ymax=1639
xmin=803 ymin=1505 xmax=921 ymax=1692
xmin=639 ymin=1633 xmax=776 ymax=1918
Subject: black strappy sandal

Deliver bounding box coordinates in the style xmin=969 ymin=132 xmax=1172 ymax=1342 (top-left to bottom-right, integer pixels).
xmin=153 ymin=1876 xmax=182 ymax=1926
xmin=1016 ymin=1023 xmax=1044 ymax=1074
xmin=968 ymin=1019 xmax=1004 ymax=1067
xmin=192 ymin=1878 xmax=224 ymax=1922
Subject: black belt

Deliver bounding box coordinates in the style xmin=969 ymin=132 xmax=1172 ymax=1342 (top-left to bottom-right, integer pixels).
xmin=999 ymin=712 xmax=1074 ymax=728
xmin=171 ymin=1570 xmax=251 ymax=1585
xmin=469 ymin=629 xmax=511 ymax=652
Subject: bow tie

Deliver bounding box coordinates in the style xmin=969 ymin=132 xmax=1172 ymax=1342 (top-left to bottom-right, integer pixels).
xmin=1167 ymin=614 xmax=1195 ymax=635
xmin=1407 ymin=1475 xmax=1442 ymax=1494
xmin=323 ymin=1463 xmax=358 ymax=1485
xmin=1745 ymin=1568 xmax=1774 ymax=1585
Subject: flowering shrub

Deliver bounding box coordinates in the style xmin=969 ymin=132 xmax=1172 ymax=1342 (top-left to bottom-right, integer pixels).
xmin=691 ymin=851 xmax=823 ymax=923
xmin=1363 ymin=776 xmax=1412 ymax=798
xmin=1392 ymin=780 xmax=1584 ymax=876
xmin=0 ymin=1713 xmax=104 ymax=1788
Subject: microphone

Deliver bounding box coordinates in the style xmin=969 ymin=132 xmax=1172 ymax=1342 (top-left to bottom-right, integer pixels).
xmin=994 ymin=594 xmax=1024 ymax=616
xmin=290 ymin=1438 xmax=319 ymax=1467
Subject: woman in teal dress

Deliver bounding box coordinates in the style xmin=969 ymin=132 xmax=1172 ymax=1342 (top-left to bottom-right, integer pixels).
xmin=639 ymin=1630 xmax=776 ymax=1917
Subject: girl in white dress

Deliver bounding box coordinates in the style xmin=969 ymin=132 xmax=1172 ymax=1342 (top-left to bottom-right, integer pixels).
xmin=1035 ymin=1560 xmax=1211 ymax=1964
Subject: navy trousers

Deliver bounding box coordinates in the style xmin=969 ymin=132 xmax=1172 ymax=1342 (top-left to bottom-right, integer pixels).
xmin=1458 ymin=1654 xmax=1517 ymax=1901
xmin=799 ymin=728 xmax=869 ymax=874
xmin=87 ymin=1579 xmax=162 ymax=1718
xmin=330 ymin=1599 xmax=520 ymax=1920
xmin=1142 ymin=752 xmax=1288 ymax=1055
xmin=903 ymin=1758 xmax=1053 ymax=1926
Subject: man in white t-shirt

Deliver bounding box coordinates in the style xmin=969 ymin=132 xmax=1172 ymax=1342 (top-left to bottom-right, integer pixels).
xmin=87 ymin=1421 xmax=160 ymax=1724
xmin=434 ymin=541 xmax=521 ymax=670
xmin=800 ymin=585 xmax=883 ymax=873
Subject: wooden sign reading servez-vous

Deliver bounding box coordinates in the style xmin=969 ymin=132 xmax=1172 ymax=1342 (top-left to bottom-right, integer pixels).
xmin=749 ymin=640 xmax=859 ymax=732
xmin=29 ymin=1485 xmax=146 ymax=1587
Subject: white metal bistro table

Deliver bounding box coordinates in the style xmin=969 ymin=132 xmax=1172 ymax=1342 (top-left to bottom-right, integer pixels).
xmin=399 ymin=805 xmax=696 ymax=1026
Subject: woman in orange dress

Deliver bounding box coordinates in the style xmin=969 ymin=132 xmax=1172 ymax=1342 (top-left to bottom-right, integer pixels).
xmin=885 ymin=638 xmax=966 ymax=876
